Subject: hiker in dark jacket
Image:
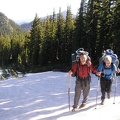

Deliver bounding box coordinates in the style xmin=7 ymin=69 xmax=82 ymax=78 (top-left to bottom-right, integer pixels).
xmin=69 ymin=52 xmax=97 ymax=111
xmin=97 ymin=55 xmax=117 ymax=105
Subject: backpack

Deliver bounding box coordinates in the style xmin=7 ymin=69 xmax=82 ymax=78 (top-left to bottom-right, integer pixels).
xmin=71 ymin=48 xmax=91 ymax=77
xmin=72 ymin=48 xmax=90 ymax=64
xmin=99 ymin=49 xmax=119 ymax=70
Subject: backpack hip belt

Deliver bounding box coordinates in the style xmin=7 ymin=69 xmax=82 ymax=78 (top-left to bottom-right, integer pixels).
xmin=77 ymin=75 xmax=90 ymax=80
xmin=101 ymin=73 xmax=111 ymax=77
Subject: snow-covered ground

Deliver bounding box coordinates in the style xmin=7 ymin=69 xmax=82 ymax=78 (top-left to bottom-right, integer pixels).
xmin=0 ymin=71 xmax=120 ymax=120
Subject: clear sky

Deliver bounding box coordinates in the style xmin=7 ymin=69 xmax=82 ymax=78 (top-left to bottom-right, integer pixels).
xmin=0 ymin=0 xmax=81 ymax=23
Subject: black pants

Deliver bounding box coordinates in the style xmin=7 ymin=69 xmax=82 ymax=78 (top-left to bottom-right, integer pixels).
xmin=100 ymin=77 xmax=112 ymax=100
xmin=73 ymin=77 xmax=90 ymax=108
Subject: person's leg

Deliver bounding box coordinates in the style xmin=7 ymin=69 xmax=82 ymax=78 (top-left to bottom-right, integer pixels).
xmin=100 ymin=77 xmax=106 ymax=104
xmin=73 ymin=80 xmax=82 ymax=109
xmin=80 ymin=78 xmax=90 ymax=108
xmin=106 ymin=80 xmax=112 ymax=99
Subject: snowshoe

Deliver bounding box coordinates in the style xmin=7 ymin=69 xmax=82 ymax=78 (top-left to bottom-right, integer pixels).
xmin=79 ymin=103 xmax=86 ymax=108
xmin=72 ymin=107 xmax=79 ymax=112
xmin=101 ymin=99 xmax=105 ymax=105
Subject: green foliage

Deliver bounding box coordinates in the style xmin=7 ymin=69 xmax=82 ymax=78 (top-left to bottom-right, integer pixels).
xmin=0 ymin=1 xmax=120 ymax=72
xmin=28 ymin=14 xmax=44 ymax=66
xmin=63 ymin=6 xmax=74 ymax=63
xmin=10 ymin=69 xmax=18 ymax=78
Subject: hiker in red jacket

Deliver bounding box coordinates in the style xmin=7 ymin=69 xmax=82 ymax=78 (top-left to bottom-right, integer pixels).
xmin=69 ymin=52 xmax=97 ymax=111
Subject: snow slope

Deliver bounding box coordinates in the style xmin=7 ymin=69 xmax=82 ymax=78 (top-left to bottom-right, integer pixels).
xmin=0 ymin=71 xmax=120 ymax=120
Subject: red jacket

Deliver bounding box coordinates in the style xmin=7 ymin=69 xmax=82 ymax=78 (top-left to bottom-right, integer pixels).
xmin=71 ymin=60 xmax=97 ymax=78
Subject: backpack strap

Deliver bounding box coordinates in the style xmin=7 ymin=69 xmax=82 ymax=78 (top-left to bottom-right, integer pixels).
xmin=103 ymin=62 xmax=113 ymax=70
xmin=76 ymin=61 xmax=79 ymax=78
xmin=86 ymin=60 xmax=91 ymax=75
xmin=76 ymin=60 xmax=90 ymax=78
xmin=102 ymin=62 xmax=114 ymax=77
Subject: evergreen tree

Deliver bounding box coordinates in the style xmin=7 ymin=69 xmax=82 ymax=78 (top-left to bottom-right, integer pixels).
xmin=29 ymin=14 xmax=43 ymax=66
xmin=49 ymin=11 xmax=58 ymax=63
xmin=112 ymin=0 xmax=120 ymax=56
xmin=85 ymin=0 xmax=101 ymax=60
xmin=56 ymin=8 xmax=65 ymax=62
xmin=63 ymin=6 xmax=75 ymax=63
xmin=17 ymin=34 xmax=27 ymax=66
xmin=0 ymin=35 xmax=11 ymax=66
xmin=10 ymin=32 xmax=20 ymax=66
xmin=74 ymin=0 xmax=87 ymax=51
xmin=40 ymin=16 xmax=52 ymax=65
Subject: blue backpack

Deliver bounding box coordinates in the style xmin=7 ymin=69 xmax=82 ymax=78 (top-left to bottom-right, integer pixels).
xmin=99 ymin=49 xmax=119 ymax=69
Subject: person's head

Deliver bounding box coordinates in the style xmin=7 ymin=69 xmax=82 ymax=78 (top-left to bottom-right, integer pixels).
xmin=104 ymin=55 xmax=112 ymax=67
xmin=79 ymin=52 xmax=88 ymax=65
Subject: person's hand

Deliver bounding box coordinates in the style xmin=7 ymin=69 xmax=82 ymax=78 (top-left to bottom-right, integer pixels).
xmin=69 ymin=70 xmax=73 ymax=75
xmin=96 ymin=72 xmax=102 ymax=76
xmin=117 ymin=68 xmax=120 ymax=73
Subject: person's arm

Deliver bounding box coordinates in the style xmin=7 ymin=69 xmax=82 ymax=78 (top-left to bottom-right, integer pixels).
xmin=113 ymin=64 xmax=117 ymax=73
xmin=89 ymin=62 xmax=97 ymax=74
xmin=69 ymin=62 xmax=77 ymax=75
xmin=89 ymin=61 xmax=101 ymax=76
xmin=97 ymin=63 xmax=103 ymax=72
xmin=96 ymin=63 xmax=104 ymax=76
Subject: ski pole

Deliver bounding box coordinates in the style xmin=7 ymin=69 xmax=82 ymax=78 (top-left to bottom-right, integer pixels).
xmin=95 ymin=77 xmax=100 ymax=109
xmin=68 ymin=74 xmax=72 ymax=111
xmin=113 ymin=73 xmax=117 ymax=104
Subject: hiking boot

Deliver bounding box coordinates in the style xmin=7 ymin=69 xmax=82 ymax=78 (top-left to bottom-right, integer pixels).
xmin=79 ymin=103 xmax=86 ymax=108
xmin=107 ymin=93 xmax=111 ymax=99
xmin=72 ymin=107 xmax=79 ymax=112
xmin=101 ymin=99 xmax=104 ymax=105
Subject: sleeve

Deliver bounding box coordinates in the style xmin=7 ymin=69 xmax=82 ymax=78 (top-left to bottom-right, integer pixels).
xmin=89 ymin=62 xmax=97 ymax=73
xmin=97 ymin=63 xmax=103 ymax=72
xmin=71 ymin=62 xmax=78 ymax=74
xmin=113 ymin=64 xmax=117 ymax=73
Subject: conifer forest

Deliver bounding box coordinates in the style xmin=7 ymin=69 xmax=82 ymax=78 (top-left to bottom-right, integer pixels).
xmin=0 ymin=0 xmax=120 ymax=72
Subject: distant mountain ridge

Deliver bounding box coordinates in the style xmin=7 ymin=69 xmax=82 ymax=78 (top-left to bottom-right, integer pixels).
xmin=0 ymin=12 xmax=25 ymax=35
xmin=0 ymin=11 xmax=76 ymax=34
xmin=20 ymin=10 xmax=76 ymax=31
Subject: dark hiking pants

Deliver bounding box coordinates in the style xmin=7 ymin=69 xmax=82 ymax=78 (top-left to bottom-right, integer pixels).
xmin=73 ymin=77 xmax=90 ymax=108
xmin=100 ymin=77 xmax=112 ymax=100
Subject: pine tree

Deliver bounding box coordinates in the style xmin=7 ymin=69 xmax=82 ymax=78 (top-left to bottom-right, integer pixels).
xmin=85 ymin=0 xmax=101 ymax=60
xmin=56 ymin=8 xmax=65 ymax=62
xmin=63 ymin=6 xmax=75 ymax=63
xmin=0 ymin=35 xmax=11 ymax=65
xmin=40 ymin=16 xmax=51 ymax=66
xmin=111 ymin=0 xmax=120 ymax=56
xmin=29 ymin=14 xmax=43 ymax=66
xmin=73 ymin=0 xmax=89 ymax=53
xmin=10 ymin=32 xmax=20 ymax=66
xmin=49 ymin=11 xmax=57 ymax=63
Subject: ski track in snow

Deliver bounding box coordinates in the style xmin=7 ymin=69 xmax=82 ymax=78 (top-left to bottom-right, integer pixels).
xmin=0 ymin=71 xmax=120 ymax=120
